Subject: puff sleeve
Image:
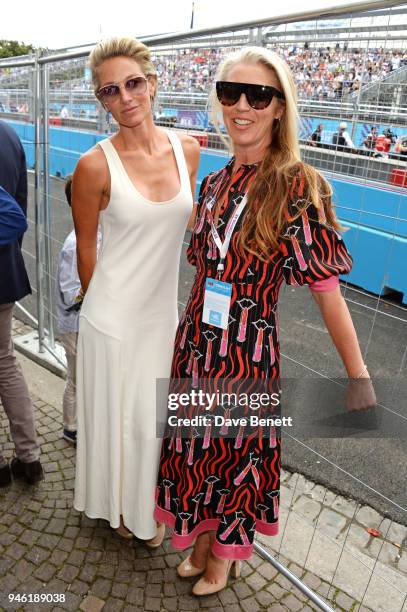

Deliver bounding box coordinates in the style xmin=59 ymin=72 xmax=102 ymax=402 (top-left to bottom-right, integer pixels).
xmin=280 ymin=173 xmax=353 ymax=287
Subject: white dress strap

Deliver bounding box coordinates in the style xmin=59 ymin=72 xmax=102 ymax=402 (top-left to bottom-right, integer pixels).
xmin=165 ymin=130 xmax=190 ymax=193
xmin=97 ymin=138 xmax=123 ymax=179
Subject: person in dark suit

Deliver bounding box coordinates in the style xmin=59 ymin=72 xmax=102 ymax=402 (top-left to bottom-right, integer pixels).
xmin=0 ymin=120 xmax=44 ymax=487
xmin=0 ymin=186 xmax=28 ymax=246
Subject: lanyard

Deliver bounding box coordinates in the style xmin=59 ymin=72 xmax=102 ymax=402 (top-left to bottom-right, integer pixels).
xmin=206 ymin=194 xmax=248 ymax=275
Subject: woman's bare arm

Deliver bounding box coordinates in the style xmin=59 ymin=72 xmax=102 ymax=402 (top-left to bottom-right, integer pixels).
xmin=311 ymin=286 xmax=376 ymax=410
xmin=71 ymin=148 xmax=109 ymax=293
xmin=180 ymin=134 xmax=200 ymax=231
xmin=311 ymin=286 xmax=366 ymax=377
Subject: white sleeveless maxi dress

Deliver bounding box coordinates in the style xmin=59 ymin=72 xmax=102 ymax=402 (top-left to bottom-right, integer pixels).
xmin=74 ymin=130 xmax=192 ymax=538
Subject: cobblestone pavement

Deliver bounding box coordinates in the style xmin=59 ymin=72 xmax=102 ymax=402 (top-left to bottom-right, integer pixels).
xmin=0 ymin=320 xmax=405 ymax=611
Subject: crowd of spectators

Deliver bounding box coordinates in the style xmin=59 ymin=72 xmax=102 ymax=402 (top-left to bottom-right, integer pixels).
xmin=1 ymin=44 xmax=407 ymax=102
xmin=150 ymin=45 xmax=407 ymax=100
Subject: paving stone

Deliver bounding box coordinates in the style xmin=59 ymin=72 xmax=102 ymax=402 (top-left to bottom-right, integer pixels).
xmin=149 ymin=556 xmax=166 ymax=569
xmin=103 ymin=598 xmax=124 ymax=612
xmin=178 ymin=594 xmax=200 ymax=610
xmin=318 ymin=508 xmax=347 ymax=539
xmin=79 ymin=595 xmax=106 ymax=612
xmin=257 ymin=561 xmax=280 ymax=582
xmin=369 ymin=539 xmax=399 ymax=564
xmin=245 ymin=572 xmax=268 ymax=591
xmin=33 ymin=562 xmax=57 ymax=582
xmin=0 ymin=572 xmax=19 ymax=594
xmin=110 ymin=582 xmax=128 ymax=599
xmin=302 ymin=572 xmax=322 ymax=591
xmin=25 ymin=546 xmax=51 ymax=566
xmin=12 ymin=558 xmax=35 ymax=580
xmin=218 ymin=587 xmax=238 ymax=605
xmin=196 ymin=593 xmax=221 ymax=607
xmin=293 ymin=497 xmax=321 ymax=522
xmin=346 ymin=523 xmax=370 ymax=549
xmin=60 ymin=592 xmax=83 ymax=611
xmin=163 ymin=597 xmax=178 ymax=611
xmin=267 ymin=582 xmax=287 ymax=599
xmin=255 ymin=589 xmax=276 ymax=606
xmin=91 ymin=577 xmax=112 ymax=599
xmin=276 ymin=574 xmax=295 ymax=591
xmin=240 ymin=596 xmax=261 ymax=612
xmin=67 ymin=549 xmax=86 ymax=566
xmin=7 ymin=542 xmax=26 ymax=560
xmin=147 ymin=569 xmax=164 ymax=583
xmin=98 ymin=563 xmax=115 ymax=579
xmin=41 ymin=534 xmax=61 ymax=550
xmin=335 ymin=590 xmax=356 ymax=609
xmin=175 ymin=579 xmax=192 ymax=595
xmin=126 ymin=586 xmax=143 ymax=606
xmin=70 ymin=579 xmax=90 ymax=596
xmin=163 ymin=582 xmax=177 ymax=597
xmin=223 ymin=605 xmax=242 ymax=612
xmin=79 ymin=564 xmax=98 ymax=583
xmin=0 ymin=556 xmax=14 ymax=576
xmin=232 ymin=581 xmax=253 ymax=599
xmin=356 ymin=506 xmax=382 ymax=529
xmin=50 ymin=549 xmax=69 ymax=566
xmin=58 ymin=563 xmax=80 ymax=583
xmin=387 ymin=521 xmax=407 ymax=544
xmin=283 ymin=594 xmax=303 ymax=611
xmin=9 ymin=522 xmax=25 ymax=537
xmin=19 ymin=529 xmax=42 ymax=546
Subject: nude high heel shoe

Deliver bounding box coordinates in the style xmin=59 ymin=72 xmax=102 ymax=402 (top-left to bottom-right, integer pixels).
xmin=192 ymin=559 xmax=241 ymax=596
xmin=115 ymin=517 xmax=133 ymax=539
xmin=144 ymin=522 xmax=165 ymax=548
xmin=177 ymin=555 xmax=206 ymax=578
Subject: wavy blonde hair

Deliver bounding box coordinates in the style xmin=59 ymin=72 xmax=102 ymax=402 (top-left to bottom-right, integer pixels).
xmin=88 ymin=36 xmax=157 ymax=98
xmin=211 ymin=46 xmax=339 ymax=261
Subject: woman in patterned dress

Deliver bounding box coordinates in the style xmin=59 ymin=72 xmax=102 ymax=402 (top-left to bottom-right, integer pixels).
xmin=154 ymin=47 xmax=375 ymax=595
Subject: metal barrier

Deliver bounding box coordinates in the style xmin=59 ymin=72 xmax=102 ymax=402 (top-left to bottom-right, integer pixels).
xmin=1 ymin=2 xmax=406 ymax=610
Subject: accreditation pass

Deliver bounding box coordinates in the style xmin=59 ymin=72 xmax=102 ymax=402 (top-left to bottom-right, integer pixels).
xmin=202 ymin=278 xmax=232 ymax=330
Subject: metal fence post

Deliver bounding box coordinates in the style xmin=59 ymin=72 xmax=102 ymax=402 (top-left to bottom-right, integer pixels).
xmin=33 ymin=52 xmax=46 ymax=353
xmin=42 ymin=63 xmax=55 ymax=349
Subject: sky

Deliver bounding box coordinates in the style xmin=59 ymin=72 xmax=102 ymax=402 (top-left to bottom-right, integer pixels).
xmin=2 ymin=0 xmax=374 ymax=49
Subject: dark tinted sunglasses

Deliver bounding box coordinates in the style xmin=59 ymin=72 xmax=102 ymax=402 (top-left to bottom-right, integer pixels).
xmin=97 ymin=76 xmax=148 ymax=101
xmin=216 ymin=81 xmax=285 ymax=110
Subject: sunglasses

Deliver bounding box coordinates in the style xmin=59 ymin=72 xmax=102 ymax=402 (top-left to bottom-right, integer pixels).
xmin=97 ymin=76 xmax=148 ymax=101
xmin=216 ymin=81 xmax=285 ymax=110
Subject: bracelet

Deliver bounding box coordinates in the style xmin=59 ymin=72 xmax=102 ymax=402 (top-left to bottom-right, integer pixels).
xmin=356 ymin=364 xmax=368 ymax=379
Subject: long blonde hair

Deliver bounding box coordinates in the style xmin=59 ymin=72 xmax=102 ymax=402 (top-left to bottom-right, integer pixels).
xmin=211 ymin=47 xmax=339 ymax=261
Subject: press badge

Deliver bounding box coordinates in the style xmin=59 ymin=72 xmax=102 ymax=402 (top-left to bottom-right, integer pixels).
xmin=202 ymin=278 xmax=232 ymax=330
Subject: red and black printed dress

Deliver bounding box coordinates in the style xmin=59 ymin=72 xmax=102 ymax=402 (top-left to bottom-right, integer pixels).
xmin=154 ymin=158 xmax=352 ymax=560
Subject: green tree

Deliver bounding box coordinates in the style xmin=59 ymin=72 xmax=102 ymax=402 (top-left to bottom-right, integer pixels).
xmin=0 ymin=40 xmax=34 ymax=59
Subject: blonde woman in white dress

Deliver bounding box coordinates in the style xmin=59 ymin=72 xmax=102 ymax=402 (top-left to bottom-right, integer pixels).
xmin=72 ymin=37 xmax=199 ymax=544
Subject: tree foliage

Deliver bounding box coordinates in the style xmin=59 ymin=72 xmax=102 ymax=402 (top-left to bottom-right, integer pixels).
xmin=0 ymin=40 xmax=34 ymax=59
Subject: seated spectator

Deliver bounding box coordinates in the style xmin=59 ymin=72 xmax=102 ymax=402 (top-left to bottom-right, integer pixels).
xmin=375 ymin=132 xmax=392 ymax=155
xmin=309 ymin=124 xmax=324 ymax=146
xmin=332 ymin=122 xmax=355 ymax=149
xmin=362 ymin=127 xmax=378 ymax=150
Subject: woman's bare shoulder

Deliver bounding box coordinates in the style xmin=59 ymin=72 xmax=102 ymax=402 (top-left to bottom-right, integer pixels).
xmin=177 ymin=132 xmax=200 ymax=167
xmin=76 ymin=143 xmax=109 ymax=176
